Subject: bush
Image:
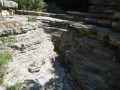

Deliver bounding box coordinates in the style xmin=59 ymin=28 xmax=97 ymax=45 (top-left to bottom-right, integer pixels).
xmin=0 ymin=37 xmax=7 ymax=44
xmin=14 ymin=0 xmax=45 ymax=11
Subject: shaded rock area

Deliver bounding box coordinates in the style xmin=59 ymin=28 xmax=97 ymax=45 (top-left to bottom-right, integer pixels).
xmin=43 ymin=2 xmax=64 ymax=14
xmin=0 ymin=16 xmax=72 ymax=90
xmin=36 ymin=14 xmax=120 ymax=90
xmin=44 ymin=0 xmax=90 ymax=12
xmin=1 ymin=0 xmax=120 ymax=89
xmin=89 ymin=0 xmax=120 ymax=14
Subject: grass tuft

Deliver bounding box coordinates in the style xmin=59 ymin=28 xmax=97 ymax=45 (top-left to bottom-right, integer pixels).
xmin=0 ymin=36 xmax=14 ymax=85
xmin=27 ymin=16 xmax=37 ymax=22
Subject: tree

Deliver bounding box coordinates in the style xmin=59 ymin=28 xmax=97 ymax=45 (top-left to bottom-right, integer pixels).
xmin=14 ymin=0 xmax=45 ymax=11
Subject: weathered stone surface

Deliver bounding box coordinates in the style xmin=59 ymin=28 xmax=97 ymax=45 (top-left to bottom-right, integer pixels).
xmin=89 ymin=0 xmax=117 ymax=6
xmin=66 ymin=11 xmax=115 ymax=20
xmin=37 ymin=16 xmax=120 ymax=48
xmin=60 ymin=31 xmax=120 ymax=90
xmin=0 ymin=86 xmax=4 ymax=90
xmin=1 ymin=15 xmax=71 ymax=90
xmin=89 ymin=6 xmax=117 ymax=14
xmin=23 ymin=80 xmax=42 ymax=90
xmin=15 ymin=10 xmax=50 ymax=16
xmin=1 ymin=6 xmax=120 ymax=90
xmin=0 ymin=13 xmax=3 ymax=20
xmin=114 ymin=12 xmax=120 ymax=19
xmin=112 ymin=22 xmax=120 ymax=32
xmin=38 ymin=15 xmax=120 ymax=90
xmin=0 ymin=0 xmax=18 ymax=8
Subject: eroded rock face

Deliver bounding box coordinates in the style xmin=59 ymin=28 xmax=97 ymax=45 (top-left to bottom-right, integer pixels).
xmin=89 ymin=0 xmax=117 ymax=6
xmin=56 ymin=28 xmax=120 ymax=90
xmin=44 ymin=0 xmax=90 ymax=12
xmin=38 ymin=15 xmax=120 ymax=90
xmin=88 ymin=0 xmax=119 ymax=14
xmin=1 ymin=15 xmax=71 ymax=90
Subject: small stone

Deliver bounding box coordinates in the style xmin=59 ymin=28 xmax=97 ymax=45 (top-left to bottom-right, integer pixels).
xmin=28 ymin=67 xmax=40 ymax=73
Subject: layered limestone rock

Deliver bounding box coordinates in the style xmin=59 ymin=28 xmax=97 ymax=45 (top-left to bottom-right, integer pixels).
xmin=0 ymin=0 xmax=18 ymax=18
xmin=0 ymin=15 xmax=71 ymax=90
xmin=37 ymin=15 xmax=120 ymax=90
xmin=1 ymin=3 xmax=120 ymax=90
xmin=89 ymin=0 xmax=119 ymax=14
xmin=0 ymin=13 xmax=4 ymax=20
xmin=89 ymin=0 xmax=117 ymax=6
xmin=0 ymin=0 xmax=18 ymax=8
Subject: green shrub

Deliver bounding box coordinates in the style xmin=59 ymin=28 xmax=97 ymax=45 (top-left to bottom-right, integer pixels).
xmin=0 ymin=35 xmax=14 ymax=85
xmin=0 ymin=50 xmax=12 ymax=85
xmin=20 ymin=44 xmax=25 ymax=51
xmin=14 ymin=0 xmax=45 ymax=11
xmin=0 ymin=73 xmax=4 ymax=85
xmin=0 ymin=36 xmax=15 ymax=44
xmin=0 ymin=51 xmax=12 ymax=66
xmin=27 ymin=16 xmax=37 ymax=22
xmin=0 ymin=37 xmax=7 ymax=43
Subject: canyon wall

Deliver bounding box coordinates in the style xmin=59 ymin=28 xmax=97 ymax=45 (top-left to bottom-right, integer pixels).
xmin=44 ymin=0 xmax=119 ymax=13
xmin=89 ymin=0 xmax=120 ymax=14
xmin=44 ymin=0 xmax=90 ymax=12
xmin=50 ymin=20 xmax=120 ymax=90
xmin=36 ymin=14 xmax=120 ymax=89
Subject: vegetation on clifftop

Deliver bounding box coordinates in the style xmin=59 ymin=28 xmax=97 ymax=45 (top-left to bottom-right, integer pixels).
xmin=14 ymin=0 xmax=45 ymax=11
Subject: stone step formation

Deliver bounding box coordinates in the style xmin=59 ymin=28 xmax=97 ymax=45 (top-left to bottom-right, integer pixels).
xmin=88 ymin=0 xmax=119 ymax=14
xmin=36 ymin=14 xmax=120 ymax=89
xmin=0 ymin=16 xmax=72 ymax=90
xmin=0 ymin=0 xmax=18 ymax=19
xmin=0 ymin=0 xmax=18 ymax=8
xmin=12 ymin=7 xmax=120 ymax=89
xmin=0 ymin=0 xmax=120 ymax=90
xmin=37 ymin=15 xmax=120 ymax=90
xmin=36 ymin=2 xmax=120 ymax=88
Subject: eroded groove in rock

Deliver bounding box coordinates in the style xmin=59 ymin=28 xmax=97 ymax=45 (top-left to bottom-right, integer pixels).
xmin=39 ymin=15 xmax=120 ymax=90
xmin=1 ymin=1 xmax=120 ymax=89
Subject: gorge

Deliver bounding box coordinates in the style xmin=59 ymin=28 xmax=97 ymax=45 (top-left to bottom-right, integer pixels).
xmin=0 ymin=0 xmax=120 ymax=90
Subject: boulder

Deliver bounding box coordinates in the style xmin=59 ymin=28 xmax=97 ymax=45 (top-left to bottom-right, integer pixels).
xmin=0 ymin=0 xmax=18 ymax=8
xmin=1 ymin=10 xmax=9 ymax=17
